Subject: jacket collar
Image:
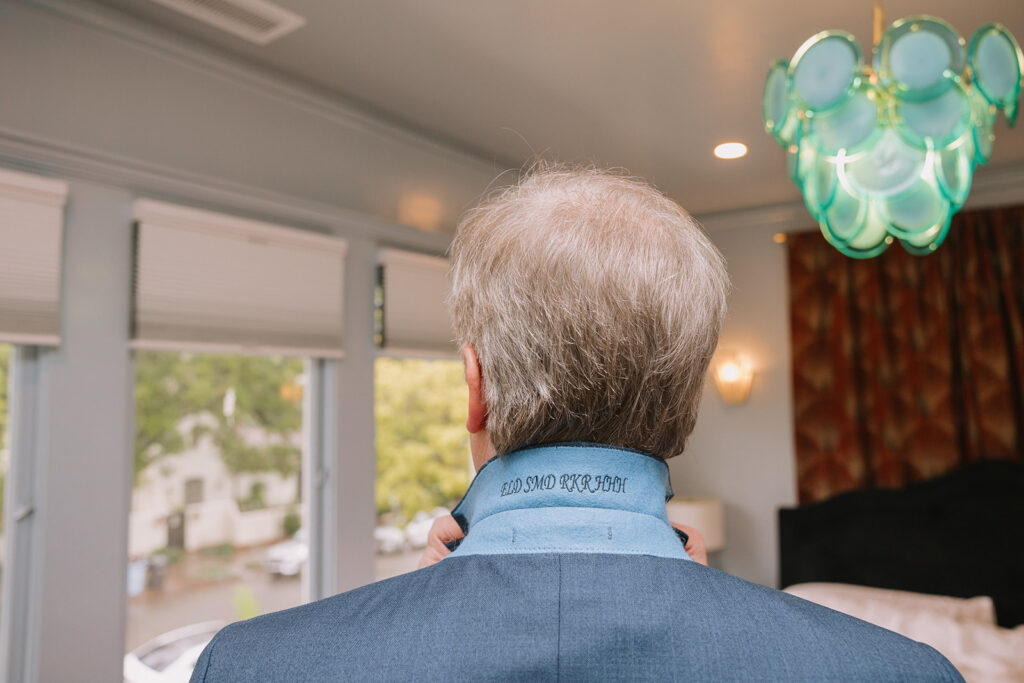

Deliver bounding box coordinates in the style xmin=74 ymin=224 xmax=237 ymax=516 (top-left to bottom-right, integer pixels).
xmin=447 ymin=442 xmax=690 ymax=560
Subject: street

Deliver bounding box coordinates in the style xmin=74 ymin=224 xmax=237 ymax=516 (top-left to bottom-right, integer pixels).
xmin=126 ymin=546 xmax=422 ymax=652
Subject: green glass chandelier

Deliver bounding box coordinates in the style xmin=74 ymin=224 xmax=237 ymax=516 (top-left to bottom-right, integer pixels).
xmin=763 ymin=10 xmax=1023 ymax=258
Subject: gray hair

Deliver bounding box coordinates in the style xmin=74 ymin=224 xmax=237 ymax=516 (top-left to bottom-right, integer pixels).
xmin=448 ymin=165 xmax=729 ymax=458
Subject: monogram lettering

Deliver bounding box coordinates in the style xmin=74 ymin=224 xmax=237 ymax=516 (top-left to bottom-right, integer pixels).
xmin=502 ymin=472 xmax=627 ymax=497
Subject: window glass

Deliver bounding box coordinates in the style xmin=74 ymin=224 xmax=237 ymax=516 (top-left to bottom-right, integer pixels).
xmin=126 ymin=351 xmax=309 ymax=680
xmin=374 ymin=357 xmax=470 ymax=580
xmin=0 ymin=344 xmax=9 ymax=614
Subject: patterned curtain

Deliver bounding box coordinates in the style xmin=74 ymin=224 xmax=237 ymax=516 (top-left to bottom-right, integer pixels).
xmin=789 ymin=204 xmax=1024 ymax=504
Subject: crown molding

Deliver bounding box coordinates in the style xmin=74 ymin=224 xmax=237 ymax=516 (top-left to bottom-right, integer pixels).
xmin=0 ymin=126 xmax=453 ymax=255
xmin=7 ymin=120 xmax=1018 ymax=251
xmin=16 ymin=0 xmax=518 ymax=174
xmin=697 ymin=161 xmax=1024 ymax=234
xmin=696 ymin=201 xmax=812 ymax=234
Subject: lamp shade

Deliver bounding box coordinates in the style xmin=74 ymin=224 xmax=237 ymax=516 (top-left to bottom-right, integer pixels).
xmin=666 ymin=498 xmax=726 ymax=553
xmin=713 ymin=353 xmax=754 ymax=404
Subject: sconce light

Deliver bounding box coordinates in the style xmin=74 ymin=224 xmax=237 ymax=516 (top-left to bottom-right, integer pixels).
xmin=713 ymin=352 xmax=754 ymax=404
xmin=666 ymin=498 xmax=726 ymax=553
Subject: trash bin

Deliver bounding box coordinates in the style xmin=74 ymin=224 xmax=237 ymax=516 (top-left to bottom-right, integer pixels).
xmin=127 ymin=558 xmax=148 ymax=597
xmin=146 ymin=554 xmax=169 ymax=591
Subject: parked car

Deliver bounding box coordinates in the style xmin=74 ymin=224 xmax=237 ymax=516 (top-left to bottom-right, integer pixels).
xmin=373 ymin=524 xmax=407 ymax=554
xmin=404 ymin=507 xmax=451 ymax=549
xmin=263 ymin=528 xmax=308 ymax=577
xmin=123 ymin=620 xmax=224 ymax=683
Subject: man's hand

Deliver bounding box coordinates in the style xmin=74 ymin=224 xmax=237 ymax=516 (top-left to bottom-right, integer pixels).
xmin=417 ymin=514 xmax=465 ymax=569
xmin=417 ymin=514 xmax=709 ymax=569
xmin=671 ymin=523 xmax=708 ymax=566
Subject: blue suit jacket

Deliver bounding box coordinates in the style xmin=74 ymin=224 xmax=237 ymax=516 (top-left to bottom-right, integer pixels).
xmin=191 ymin=444 xmax=962 ymax=682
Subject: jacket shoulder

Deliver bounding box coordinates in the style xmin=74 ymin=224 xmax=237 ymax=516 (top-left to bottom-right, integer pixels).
xmin=689 ymin=564 xmax=963 ymax=681
xmin=189 ymin=563 xmax=482 ymax=682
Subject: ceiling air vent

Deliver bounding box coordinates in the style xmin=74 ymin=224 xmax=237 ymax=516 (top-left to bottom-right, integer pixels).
xmin=146 ymin=0 xmax=306 ymax=45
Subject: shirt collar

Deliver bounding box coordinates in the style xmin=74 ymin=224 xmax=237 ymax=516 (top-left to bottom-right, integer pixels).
xmin=447 ymin=442 xmax=690 ymax=560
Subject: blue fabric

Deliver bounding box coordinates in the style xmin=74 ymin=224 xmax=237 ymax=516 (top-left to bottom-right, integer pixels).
xmin=449 ymin=443 xmax=690 ymax=560
xmin=191 ymin=444 xmax=964 ymax=682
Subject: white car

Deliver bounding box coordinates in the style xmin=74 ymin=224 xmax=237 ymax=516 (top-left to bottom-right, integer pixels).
xmin=123 ymin=620 xmax=224 ymax=683
xmin=373 ymin=524 xmax=407 ymax=554
xmin=404 ymin=507 xmax=451 ymax=549
xmin=263 ymin=529 xmax=308 ymax=577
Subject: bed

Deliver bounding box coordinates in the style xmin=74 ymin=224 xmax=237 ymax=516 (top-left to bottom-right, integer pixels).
xmin=778 ymin=459 xmax=1024 ymax=681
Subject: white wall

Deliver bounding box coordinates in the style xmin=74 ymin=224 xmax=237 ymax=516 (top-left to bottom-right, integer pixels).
xmin=669 ymin=223 xmax=796 ymax=589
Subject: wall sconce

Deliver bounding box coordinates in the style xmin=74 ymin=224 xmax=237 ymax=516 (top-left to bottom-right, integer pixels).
xmin=713 ymin=352 xmax=754 ymax=404
xmin=666 ymin=498 xmax=726 ymax=553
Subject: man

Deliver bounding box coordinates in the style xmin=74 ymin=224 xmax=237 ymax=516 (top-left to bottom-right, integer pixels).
xmin=191 ymin=166 xmax=961 ymax=681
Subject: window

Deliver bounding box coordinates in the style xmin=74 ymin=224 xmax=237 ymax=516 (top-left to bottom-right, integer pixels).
xmin=184 ymin=478 xmax=204 ymax=505
xmin=125 ymin=351 xmax=309 ymax=674
xmin=126 ymin=201 xmax=344 ymax=679
xmin=0 ymin=168 xmax=64 ymax=679
xmin=373 ymin=357 xmax=470 ymax=580
xmin=0 ymin=344 xmax=10 ymax=613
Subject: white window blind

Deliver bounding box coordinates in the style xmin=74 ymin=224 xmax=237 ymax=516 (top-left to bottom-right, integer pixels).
xmin=0 ymin=168 xmax=68 ymax=346
xmin=377 ymin=249 xmax=455 ymax=355
xmin=133 ymin=200 xmax=346 ymax=357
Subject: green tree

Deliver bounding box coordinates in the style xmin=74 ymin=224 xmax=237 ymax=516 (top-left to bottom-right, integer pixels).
xmin=134 ymin=351 xmax=304 ymax=484
xmin=375 ymin=357 xmax=470 ymax=523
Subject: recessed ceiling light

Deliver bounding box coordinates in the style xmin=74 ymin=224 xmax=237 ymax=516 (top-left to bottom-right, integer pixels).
xmin=714 ymin=142 xmax=748 ymax=160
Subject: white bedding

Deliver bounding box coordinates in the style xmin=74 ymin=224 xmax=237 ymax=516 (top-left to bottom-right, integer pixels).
xmin=784 ymin=583 xmax=1024 ymax=682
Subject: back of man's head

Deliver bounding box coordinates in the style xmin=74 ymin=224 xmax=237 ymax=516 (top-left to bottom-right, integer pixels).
xmin=449 ymin=165 xmax=729 ymax=459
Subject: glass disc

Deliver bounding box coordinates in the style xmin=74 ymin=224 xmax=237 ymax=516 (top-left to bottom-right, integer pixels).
xmin=823 ymin=183 xmax=867 ymax=244
xmin=877 ymin=16 xmax=965 ymax=101
xmin=841 ymin=129 xmax=926 ymax=199
xmin=763 ymin=60 xmax=792 ymax=141
xmin=800 ymin=153 xmax=839 ymax=217
xmin=821 ymin=204 xmax=890 ymax=259
xmin=847 ymin=206 xmax=890 ymax=251
xmin=935 ymin=134 xmax=974 ymax=207
xmin=814 ymin=155 xmax=839 ymax=210
xmin=895 ymin=81 xmax=970 ymax=149
xmin=969 ymin=24 xmax=1024 ymax=125
xmin=900 ymin=212 xmax=953 ymax=255
xmin=802 ymin=187 xmax=824 ymax=223
xmin=775 ymin=108 xmax=803 ymax=147
xmin=970 ymin=89 xmax=996 ymax=165
xmin=789 ymin=31 xmax=862 ymax=112
xmin=786 ymin=127 xmax=815 ymax=185
xmin=809 ymin=86 xmax=881 ymax=155
xmin=883 ymin=179 xmax=946 ymax=239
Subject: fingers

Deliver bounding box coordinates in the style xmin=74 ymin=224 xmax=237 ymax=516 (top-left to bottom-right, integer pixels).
xmin=671 ymin=522 xmax=709 ymax=567
xmin=417 ymin=514 xmax=465 ymax=570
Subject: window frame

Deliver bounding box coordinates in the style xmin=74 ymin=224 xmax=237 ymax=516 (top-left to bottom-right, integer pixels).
xmin=0 ymin=174 xmax=441 ymax=681
xmin=0 ymin=346 xmax=45 ymax=683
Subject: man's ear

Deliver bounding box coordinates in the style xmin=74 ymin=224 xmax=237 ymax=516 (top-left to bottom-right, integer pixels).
xmin=462 ymin=345 xmax=487 ymax=434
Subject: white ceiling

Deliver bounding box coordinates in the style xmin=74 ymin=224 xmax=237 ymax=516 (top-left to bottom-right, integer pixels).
xmin=92 ymin=0 xmax=1024 ymax=215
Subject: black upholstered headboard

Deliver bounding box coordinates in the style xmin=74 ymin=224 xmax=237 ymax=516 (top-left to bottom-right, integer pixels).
xmin=779 ymin=459 xmax=1024 ymax=628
